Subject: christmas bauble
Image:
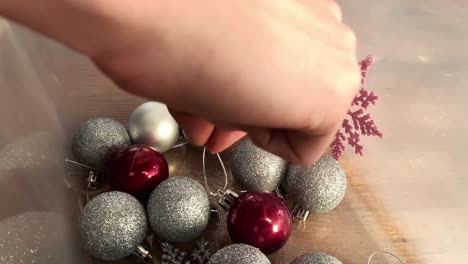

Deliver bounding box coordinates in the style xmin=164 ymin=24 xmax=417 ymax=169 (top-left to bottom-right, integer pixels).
xmin=72 ymin=117 xmax=130 ymax=169
xmin=147 ymin=176 xmax=210 ymax=242
xmin=287 ymin=155 xmax=347 ymax=216
xmin=291 ymin=252 xmax=342 ymax=264
xmin=109 ymin=144 xmax=169 ymax=203
xmin=129 ymin=101 xmax=179 ymax=153
xmin=80 ymin=191 xmax=147 ymax=261
xmin=230 ymin=138 xmax=287 ymax=192
xmin=227 ymin=192 xmax=291 ymax=254
xmin=208 ymin=244 xmax=270 ymax=264
xmin=0 ymin=211 xmax=69 ymax=264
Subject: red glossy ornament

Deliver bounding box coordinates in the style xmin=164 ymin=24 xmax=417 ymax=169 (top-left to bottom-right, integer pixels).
xmin=109 ymin=144 xmax=169 ymax=203
xmin=227 ymin=192 xmax=292 ymax=254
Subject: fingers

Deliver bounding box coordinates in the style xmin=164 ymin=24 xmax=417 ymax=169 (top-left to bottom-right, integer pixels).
xmin=171 ymin=111 xmax=246 ymax=153
xmin=247 ymin=127 xmax=335 ymax=165
xmin=297 ymin=0 xmax=342 ymax=22
xmin=206 ymin=129 xmax=247 ymax=154
xmin=170 ymin=112 xmax=215 ymax=146
xmin=171 ymin=110 xmax=333 ymax=165
xmin=327 ymin=1 xmax=342 ymax=22
xmin=173 ymin=110 xmax=334 ymax=165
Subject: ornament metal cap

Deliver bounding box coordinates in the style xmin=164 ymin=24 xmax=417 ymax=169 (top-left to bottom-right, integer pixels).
xmin=274 ymin=184 xmax=287 ymax=199
xmin=86 ymin=170 xmax=99 ymax=190
xmin=131 ymin=243 xmax=153 ymax=263
xmin=209 ymin=207 xmax=220 ymax=221
xmin=65 ymin=159 xmax=102 ymax=189
xmin=291 ymin=203 xmax=310 ymax=222
xmin=218 ymin=189 xmax=239 ymax=211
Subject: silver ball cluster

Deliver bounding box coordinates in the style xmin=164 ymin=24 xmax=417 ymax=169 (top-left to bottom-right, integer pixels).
xmin=79 ymin=191 xmax=147 ymax=261
xmin=72 ymin=117 xmax=130 ymax=169
xmin=208 ymin=244 xmax=271 ymax=264
xmin=128 ymin=101 xmax=179 ymax=153
xmin=147 ymin=176 xmax=210 ymax=242
xmin=231 ymin=138 xmax=288 ymax=192
xmin=291 ymin=252 xmax=342 ymax=264
xmin=287 ymin=155 xmax=347 ymax=213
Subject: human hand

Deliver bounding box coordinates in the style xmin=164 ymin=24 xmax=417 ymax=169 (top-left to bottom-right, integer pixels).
xmin=2 ymin=0 xmax=360 ymax=165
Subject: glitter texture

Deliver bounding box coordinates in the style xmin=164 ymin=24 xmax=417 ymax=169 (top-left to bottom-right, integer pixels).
xmin=208 ymin=244 xmax=271 ymax=264
xmin=159 ymin=238 xmax=211 ymax=264
xmin=331 ymin=55 xmax=383 ymax=160
xmin=0 ymin=211 xmax=68 ymax=264
xmin=191 ymin=239 xmax=212 ymax=263
xmin=161 ymin=241 xmax=187 ymax=264
xmin=287 ymin=155 xmax=347 ymax=213
xmin=79 ymin=191 xmax=147 ymax=261
xmin=147 ymin=176 xmax=210 ymax=242
xmin=72 ymin=117 xmax=130 ymax=169
xmin=230 ymin=138 xmax=288 ymax=192
xmin=291 ymin=252 xmax=342 ymax=264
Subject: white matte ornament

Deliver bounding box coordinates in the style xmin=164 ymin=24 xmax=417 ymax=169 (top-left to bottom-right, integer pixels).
xmin=230 ymin=138 xmax=288 ymax=192
xmin=208 ymin=244 xmax=271 ymax=264
xmin=287 ymin=155 xmax=347 ymax=218
xmin=129 ymin=101 xmax=179 ymax=153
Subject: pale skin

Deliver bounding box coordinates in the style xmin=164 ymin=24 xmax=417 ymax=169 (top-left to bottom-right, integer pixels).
xmin=0 ymin=0 xmax=360 ymax=165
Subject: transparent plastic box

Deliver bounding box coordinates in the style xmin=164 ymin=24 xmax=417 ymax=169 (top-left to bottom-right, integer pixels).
xmin=0 ymin=1 xmax=467 ymax=263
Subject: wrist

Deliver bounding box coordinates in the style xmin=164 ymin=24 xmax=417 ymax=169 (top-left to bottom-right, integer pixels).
xmin=0 ymin=0 xmax=138 ymax=58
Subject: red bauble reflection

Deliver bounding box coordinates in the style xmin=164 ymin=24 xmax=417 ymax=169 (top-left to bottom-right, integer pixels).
xmin=109 ymin=144 xmax=169 ymax=203
xmin=227 ymin=192 xmax=292 ymax=254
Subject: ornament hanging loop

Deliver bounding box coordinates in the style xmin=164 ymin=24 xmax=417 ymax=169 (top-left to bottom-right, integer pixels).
xmin=65 ymin=159 xmax=97 ymax=171
xmin=202 ymin=147 xmax=228 ymax=196
xmin=65 ymin=159 xmax=100 ymax=189
xmin=172 ymin=141 xmax=189 ymax=149
xmin=172 ymin=130 xmax=190 ymax=149
xmin=65 ymin=159 xmax=100 ymax=203
xmin=367 ymin=251 xmax=404 ymax=264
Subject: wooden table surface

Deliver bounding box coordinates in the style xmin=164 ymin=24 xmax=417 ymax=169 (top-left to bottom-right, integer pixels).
xmin=0 ymin=1 xmax=467 ymax=263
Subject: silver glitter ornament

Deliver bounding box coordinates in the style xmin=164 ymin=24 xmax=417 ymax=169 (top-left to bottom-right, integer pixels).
xmin=287 ymin=155 xmax=347 ymax=220
xmin=0 ymin=211 xmax=69 ymax=264
xmin=147 ymin=176 xmax=210 ymax=242
xmin=208 ymin=244 xmax=271 ymax=264
xmin=291 ymin=252 xmax=342 ymax=264
xmin=72 ymin=117 xmax=130 ymax=169
xmin=230 ymin=138 xmax=288 ymax=192
xmin=129 ymin=101 xmax=179 ymax=153
xmin=80 ymin=191 xmax=147 ymax=261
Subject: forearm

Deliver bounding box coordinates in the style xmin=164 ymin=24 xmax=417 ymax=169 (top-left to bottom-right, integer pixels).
xmin=0 ymin=0 xmax=146 ymax=59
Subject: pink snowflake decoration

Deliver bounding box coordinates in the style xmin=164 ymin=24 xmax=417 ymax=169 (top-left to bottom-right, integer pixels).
xmin=331 ymin=55 xmax=383 ymax=160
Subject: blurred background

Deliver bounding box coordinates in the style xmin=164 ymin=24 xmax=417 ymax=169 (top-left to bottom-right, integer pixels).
xmin=0 ymin=1 xmax=467 ymax=263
